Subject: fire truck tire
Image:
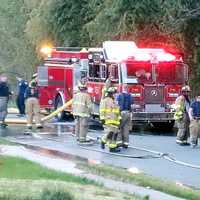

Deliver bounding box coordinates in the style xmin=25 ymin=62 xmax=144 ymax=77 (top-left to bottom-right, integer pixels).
xmin=55 ymin=96 xmax=66 ymax=121
xmin=152 ymin=121 xmax=175 ymax=131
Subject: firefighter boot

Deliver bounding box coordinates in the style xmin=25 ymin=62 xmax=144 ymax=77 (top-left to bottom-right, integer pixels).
xmin=100 ymin=137 xmax=106 ymax=149
xmin=109 ymin=147 xmax=121 ymax=153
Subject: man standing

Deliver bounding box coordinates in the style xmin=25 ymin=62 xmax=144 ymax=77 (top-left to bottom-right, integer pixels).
xmin=101 ymin=77 xmax=112 ymax=99
xmin=0 ymin=75 xmax=11 ymax=128
xmin=100 ymin=87 xmax=121 ymax=152
xmin=72 ymin=81 xmax=92 ymax=143
xmin=116 ymin=85 xmax=133 ymax=148
xmin=16 ymin=77 xmax=28 ymax=117
xmin=174 ymin=86 xmax=191 ymax=145
xmin=188 ymin=93 xmax=200 ymax=148
xmin=24 ymin=81 xmax=43 ymax=129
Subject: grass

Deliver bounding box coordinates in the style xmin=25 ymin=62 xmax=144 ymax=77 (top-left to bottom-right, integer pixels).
xmin=79 ymin=162 xmax=200 ymax=200
xmin=0 ymin=156 xmax=144 ymax=200
xmin=0 ymin=156 xmax=92 ymax=184
xmin=0 ymin=138 xmax=17 ymax=145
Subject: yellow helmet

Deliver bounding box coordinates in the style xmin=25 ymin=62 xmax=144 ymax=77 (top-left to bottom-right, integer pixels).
xmin=181 ymin=85 xmax=191 ymax=92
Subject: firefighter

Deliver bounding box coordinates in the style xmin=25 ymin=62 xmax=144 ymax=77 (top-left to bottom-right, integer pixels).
xmin=72 ymin=81 xmax=92 ymax=143
xmin=29 ymin=73 xmax=38 ymax=87
xmin=188 ymin=93 xmax=200 ymax=148
xmin=174 ymin=85 xmax=191 ymax=145
xmin=16 ymin=76 xmax=28 ymax=117
xmin=0 ymin=75 xmax=11 ymax=128
xmin=116 ymin=85 xmax=133 ymax=148
xmin=24 ymin=81 xmax=43 ymax=129
xmin=101 ymin=77 xmax=112 ymax=99
xmin=100 ymin=87 xmax=121 ymax=152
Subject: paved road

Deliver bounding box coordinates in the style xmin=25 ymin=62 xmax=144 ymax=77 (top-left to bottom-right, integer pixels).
xmin=1 ymin=118 xmax=200 ymax=189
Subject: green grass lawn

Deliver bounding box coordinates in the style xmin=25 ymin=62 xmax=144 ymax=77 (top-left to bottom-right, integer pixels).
xmin=0 ymin=155 xmax=144 ymax=200
xmin=79 ymin=163 xmax=200 ymax=200
xmin=0 ymin=138 xmax=17 ymax=145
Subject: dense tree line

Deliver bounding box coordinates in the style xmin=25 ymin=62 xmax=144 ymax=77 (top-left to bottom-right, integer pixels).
xmin=0 ymin=0 xmax=200 ymax=89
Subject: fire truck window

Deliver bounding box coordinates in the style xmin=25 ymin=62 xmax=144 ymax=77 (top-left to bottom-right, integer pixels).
xmin=100 ymin=65 xmax=107 ymax=79
xmin=88 ymin=64 xmax=101 ymax=81
xmin=157 ymin=63 xmax=185 ymax=83
xmin=108 ymin=65 xmax=118 ymax=82
xmin=126 ymin=63 xmax=152 ymax=83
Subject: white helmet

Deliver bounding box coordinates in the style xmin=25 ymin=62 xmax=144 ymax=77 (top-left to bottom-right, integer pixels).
xmin=181 ymin=85 xmax=191 ymax=92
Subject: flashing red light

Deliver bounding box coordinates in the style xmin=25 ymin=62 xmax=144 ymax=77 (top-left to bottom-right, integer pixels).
xmin=130 ymin=49 xmax=179 ymax=62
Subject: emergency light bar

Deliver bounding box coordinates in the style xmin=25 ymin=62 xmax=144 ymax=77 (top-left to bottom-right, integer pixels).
xmin=103 ymin=41 xmax=138 ymax=61
xmin=128 ymin=48 xmax=179 ymax=62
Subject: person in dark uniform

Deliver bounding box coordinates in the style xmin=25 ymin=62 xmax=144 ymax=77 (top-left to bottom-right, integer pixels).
xmin=189 ymin=93 xmax=200 ymax=148
xmin=16 ymin=77 xmax=28 ymax=117
xmin=0 ymin=75 xmax=12 ymax=128
xmin=116 ymin=85 xmax=133 ymax=148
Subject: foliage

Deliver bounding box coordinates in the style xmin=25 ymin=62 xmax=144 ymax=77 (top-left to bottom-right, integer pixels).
xmin=0 ymin=0 xmax=200 ymax=88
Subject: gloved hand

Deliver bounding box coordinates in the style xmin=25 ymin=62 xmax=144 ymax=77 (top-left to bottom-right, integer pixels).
xmin=100 ymin=119 xmax=105 ymax=125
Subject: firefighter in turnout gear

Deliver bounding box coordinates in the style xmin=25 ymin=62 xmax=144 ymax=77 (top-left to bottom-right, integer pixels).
xmin=24 ymin=81 xmax=43 ymax=129
xmin=72 ymin=81 xmax=92 ymax=143
xmin=188 ymin=93 xmax=200 ymax=148
xmin=116 ymin=85 xmax=133 ymax=148
xmin=101 ymin=77 xmax=112 ymax=99
xmin=100 ymin=87 xmax=121 ymax=152
xmin=174 ymin=85 xmax=191 ymax=145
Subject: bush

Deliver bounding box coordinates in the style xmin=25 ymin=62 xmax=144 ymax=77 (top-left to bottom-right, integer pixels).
xmin=39 ymin=189 xmax=75 ymax=200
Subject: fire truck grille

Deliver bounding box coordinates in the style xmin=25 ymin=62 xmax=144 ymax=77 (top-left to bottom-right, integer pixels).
xmin=144 ymin=86 xmax=164 ymax=104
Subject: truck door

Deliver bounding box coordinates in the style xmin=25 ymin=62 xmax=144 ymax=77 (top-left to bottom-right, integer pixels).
xmin=87 ymin=63 xmax=107 ymax=104
xmin=38 ymin=66 xmax=51 ymax=108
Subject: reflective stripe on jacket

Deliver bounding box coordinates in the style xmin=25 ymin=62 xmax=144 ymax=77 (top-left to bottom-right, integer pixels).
xmin=72 ymin=91 xmax=92 ymax=117
xmin=99 ymin=96 xmax=121 ymax=126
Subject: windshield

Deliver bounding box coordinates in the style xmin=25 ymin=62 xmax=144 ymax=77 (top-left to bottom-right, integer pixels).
xmin=156 ymin=62 xmax=185 ymax=84
xmin=122 ymin=62 xmax=186 ymax=84
xmin=124 ymin=62 xmax=153 ymax=83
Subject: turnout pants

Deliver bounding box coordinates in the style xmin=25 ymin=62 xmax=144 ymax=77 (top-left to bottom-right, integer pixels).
xmin=25 ymin=97 xmax=41 ymax=126
xmin=118 ymin=111 xmax=131 ymax=146
xmin=190 ymin=119 xmax=200 ymax=145
xmin=75 ymin=116 xmax=89 ymax=141
xmin=0 ymin=97 xmax=8 ymax=123
xmin=102 ymin=125 xmax=119 ymax=149
xmin=176 ymin=113 xmax=190 ymax=142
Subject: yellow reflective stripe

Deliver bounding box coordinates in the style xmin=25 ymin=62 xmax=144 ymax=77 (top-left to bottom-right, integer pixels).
xmin=108 ymin=143 xmax=117 ymax=148
xmin=105 ymin=119 xmax=120 ymax=125
xmin=100 ymin=108 xmax=120 ymax=113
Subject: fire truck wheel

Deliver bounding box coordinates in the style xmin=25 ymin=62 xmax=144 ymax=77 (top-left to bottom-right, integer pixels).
xmin=55 ymin=96 xmax=66 ymax=121
xmin=151 ymin=121 xmax=175 ymax=131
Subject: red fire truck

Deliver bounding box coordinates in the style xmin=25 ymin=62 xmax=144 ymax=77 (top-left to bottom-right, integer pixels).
xmin=37 ymin=47 xmax=89 ymax=119
xmin=37 ymin=41 xmax=188 ymax=129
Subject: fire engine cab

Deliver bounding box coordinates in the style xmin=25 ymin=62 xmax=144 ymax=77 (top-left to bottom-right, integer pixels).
xmin=37 ymin=41 xmax=188 ymax=129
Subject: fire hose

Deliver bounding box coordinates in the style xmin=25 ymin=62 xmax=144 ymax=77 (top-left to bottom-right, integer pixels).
xmin=41 ymin=99 xmax=72 ymax=122
xmin=5 ymin=99 xmax=72 ymax=124
xmin=40 ymin=133 xmax=200 ymax=168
